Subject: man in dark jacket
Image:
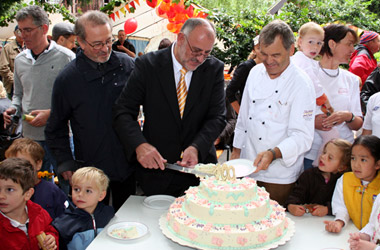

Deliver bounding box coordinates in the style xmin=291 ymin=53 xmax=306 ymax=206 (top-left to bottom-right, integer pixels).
xmin=45 ymin=11 xmax=135 ymax=210
xmin=113 ymin=18 xmax=226 ymax=197
xmin=349 ymin=30 xmax=380 ymax=86
xmin=112 ymin=29 xmax=136 ymax=58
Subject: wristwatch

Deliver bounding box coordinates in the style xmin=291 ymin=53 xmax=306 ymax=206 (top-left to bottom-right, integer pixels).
xmin=267 ymin=148 xmax=276 ymax=161
xmin=346 ymin=113 xmax=355 ymax=123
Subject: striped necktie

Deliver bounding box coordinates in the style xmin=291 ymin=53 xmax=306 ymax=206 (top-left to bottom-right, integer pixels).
xmin=177 ymin=67 xmax=188 ymax=118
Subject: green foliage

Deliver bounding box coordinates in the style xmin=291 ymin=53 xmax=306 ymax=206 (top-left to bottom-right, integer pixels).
xmin=209 ymin=0 xmax=380 ymax=68
xmin=0 ymin=0 xmax=75 ymax=27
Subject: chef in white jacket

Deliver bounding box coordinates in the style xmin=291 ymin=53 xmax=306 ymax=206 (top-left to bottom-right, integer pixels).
xmin=232 ymin=20 xmax=316 ymax=205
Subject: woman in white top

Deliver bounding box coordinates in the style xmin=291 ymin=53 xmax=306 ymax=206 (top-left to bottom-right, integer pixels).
xmin=362 ymin=92 xmax=380 ymax=138
xmin=304 ymin=24 xmax=363 ymax=168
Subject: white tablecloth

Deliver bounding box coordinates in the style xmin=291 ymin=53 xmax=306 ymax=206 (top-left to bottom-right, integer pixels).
xmin=87 ymin=195 xmax=357 ymax=250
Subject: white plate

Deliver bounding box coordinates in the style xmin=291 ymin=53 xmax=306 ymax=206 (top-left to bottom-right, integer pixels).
xmin=223 ymin=159 xmax=256 ymax=177
xmin=143 ymin=195 xmax=175 ymax=210
xmin=107 ymin=221 xmax=148 ymax=241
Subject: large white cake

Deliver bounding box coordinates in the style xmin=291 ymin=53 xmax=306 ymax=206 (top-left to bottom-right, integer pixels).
xmin=160 ymin=168 xmax=294 ymax=250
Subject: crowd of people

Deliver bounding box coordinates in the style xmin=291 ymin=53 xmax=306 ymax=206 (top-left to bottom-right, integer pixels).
xmin=1 ymin=4 xmax=380 ymax=250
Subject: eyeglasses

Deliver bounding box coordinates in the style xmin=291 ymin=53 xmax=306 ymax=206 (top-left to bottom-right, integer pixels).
xmin=15 ymin=25 xmax=41 ymax=36
xmin=307 ymin=39 xmax=324 ymax=46
xmin=84 ymin=39 xmax=112 ymax=50
xmin=184 ymin=35 xmax=211 ymax=59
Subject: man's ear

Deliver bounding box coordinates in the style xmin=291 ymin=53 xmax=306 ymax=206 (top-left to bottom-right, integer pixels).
xmin=24 ymin=187 xmax=34 ymax=201
xmin=98 ymin=190 xmax=107 ymax=202
xmin=41 ymin=24 xmax=49 ymax=35
xmin=289 ymin=43 xmax=295 ymax=56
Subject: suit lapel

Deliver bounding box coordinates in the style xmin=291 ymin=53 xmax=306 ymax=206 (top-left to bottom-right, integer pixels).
xmin=157 ymin=48 xmax=182 ymax=127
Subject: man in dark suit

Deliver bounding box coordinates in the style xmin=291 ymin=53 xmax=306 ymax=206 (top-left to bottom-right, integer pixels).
xmin=113 ymin=18 xmax=226 ymax=196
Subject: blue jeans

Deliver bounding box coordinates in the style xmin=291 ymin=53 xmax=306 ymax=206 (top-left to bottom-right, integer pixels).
xmin=36 ymin=140 xmax=70 ymax=195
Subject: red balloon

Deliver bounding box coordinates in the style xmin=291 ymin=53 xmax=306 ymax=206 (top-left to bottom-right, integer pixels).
xmin=124 ymin=18 xmax=138 ymax=34
xmin=146 ymin=0 xmax=158 ymax=8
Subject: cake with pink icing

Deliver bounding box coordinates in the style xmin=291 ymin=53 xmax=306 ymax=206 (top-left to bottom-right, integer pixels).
xmin=161 ymin=175 xmax=293 ymax=249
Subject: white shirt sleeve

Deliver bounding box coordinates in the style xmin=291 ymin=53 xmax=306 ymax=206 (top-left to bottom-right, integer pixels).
xmin=332 ymin=176 xmax=350 ymax=225
xmin=363 ymin=94 xmax=375 ymax=131
xmin=360 ymin=195 xmax=380 ymax=238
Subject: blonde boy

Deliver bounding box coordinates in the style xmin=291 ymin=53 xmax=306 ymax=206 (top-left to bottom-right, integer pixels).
xmin=53 ymin=167 xmax=114 ymax=250
xmin=5 ymin=138 xmax=68 ymax=219
xmin=0 ymin=158 xmax=58 ymax=250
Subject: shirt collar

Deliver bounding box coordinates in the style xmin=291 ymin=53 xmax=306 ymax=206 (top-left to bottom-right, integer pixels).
xmin=0 ymin=206 xmax=29 ymax=233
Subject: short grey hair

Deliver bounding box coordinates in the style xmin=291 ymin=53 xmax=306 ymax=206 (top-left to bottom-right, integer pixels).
xmin=259 ymin=20 xmax=295 ymax=50
xmin=75 ymin=10 xmax=112 ymax=41
xmin=15 ymin=5 xmax=49 ymax=27
xmin=180 ymin=18 xmax=216 ymax=37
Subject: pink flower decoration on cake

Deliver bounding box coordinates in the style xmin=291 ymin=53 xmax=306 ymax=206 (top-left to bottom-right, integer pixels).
xmin=212 ymin=236 xmax=224 ymax=247
xmin=204 ymin=223 xmax=213 ymax=232
xmin=237 ymin=236 xmax=248 ymax=246
xmin=185 ymin=218 xmax=195 ymax=225
xmin=173 ymin=222 xmax=180 ymax=233
xmin=166 ymin=213 xmax=171 ymax=221
xmin=224 ymin=204 xmax=231 ymax=209
xmin=276 ymin=227 xmax=283 ymax=236
xmin=258 ymin=234 xmax=267 ymax=243
xmin=246 ymin=224 xmax=255 ymax=232
xmin=188 ymin=230 xmax=198 ymax=240
xmin=284 ymin=218 xmax=289 ymax=228
xmin=224 ymin=225 xmax=231 ymax=233
xmin=186 ymin=188 xmax=198 ymax=195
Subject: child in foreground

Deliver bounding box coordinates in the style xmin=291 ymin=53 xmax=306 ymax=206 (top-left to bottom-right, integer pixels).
xmin=5 ymin=138 xmax=69 ymax=219
xmin=325 ymin=135 xmax=380 ymax=233
xmin=349 ymin=195 xmax=380 ymax=250
xmin=286 ymin=138 xmax=351 ymax=216
xmin=0 ymin=158 xmax=58 ymax=250
xmin=53 ymin=167 xmax=114 ymax=250
xmin=292 ymin=22 xmax=339 ymax=170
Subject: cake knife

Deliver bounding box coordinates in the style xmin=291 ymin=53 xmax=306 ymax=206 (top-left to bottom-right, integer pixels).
xmin=164 ymin=163 xmax=213 ymax=177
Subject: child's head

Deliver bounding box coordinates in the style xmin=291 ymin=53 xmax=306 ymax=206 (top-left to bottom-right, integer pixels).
xmin=71 ymin=167 xmax=109 ymax=214
xmin=0 ymin=158 xmax=35 ymax=218
xmin=351 ymin=135 xmax=380 ymax=182
xmin=318 ymin=138 xmax=352 ymax=174
xmin=296 ymin=22 xmax=324 ymax=59
xmin=5 ymin=138 xmax=44 ymax=172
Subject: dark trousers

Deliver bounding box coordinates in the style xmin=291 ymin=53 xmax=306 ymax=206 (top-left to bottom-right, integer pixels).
xmin=104 ymin=173 xmax=136 ymax=211
xmin=257 ymin=181 xmax=295 ymax=206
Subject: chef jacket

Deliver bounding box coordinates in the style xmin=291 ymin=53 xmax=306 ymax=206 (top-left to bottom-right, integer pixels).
xmin=233 ymin=62 xmax=316 ymax=184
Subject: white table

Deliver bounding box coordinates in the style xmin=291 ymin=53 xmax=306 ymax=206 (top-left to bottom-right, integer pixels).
xmin=87 ymin=195 xmax=357 ymax=250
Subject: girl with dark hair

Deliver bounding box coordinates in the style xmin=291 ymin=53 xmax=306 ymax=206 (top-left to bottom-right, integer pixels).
xmin=325 ymin=135 xmax=380 ymax=233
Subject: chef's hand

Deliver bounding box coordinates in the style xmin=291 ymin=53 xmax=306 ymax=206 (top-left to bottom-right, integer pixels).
xmin=177 ymin=146 xmax=198 ymax=167
xmin=136 ymin=143 xmax=167 ymax=170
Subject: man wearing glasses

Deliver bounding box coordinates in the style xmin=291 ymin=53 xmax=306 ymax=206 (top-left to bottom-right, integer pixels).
xmin=45 ymin=11 xmax=135 ymax=211
xmin=3 ymin=5 xmax=75 ymax=194
xmin=113 ymin=18 xmax=226 ymax=197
